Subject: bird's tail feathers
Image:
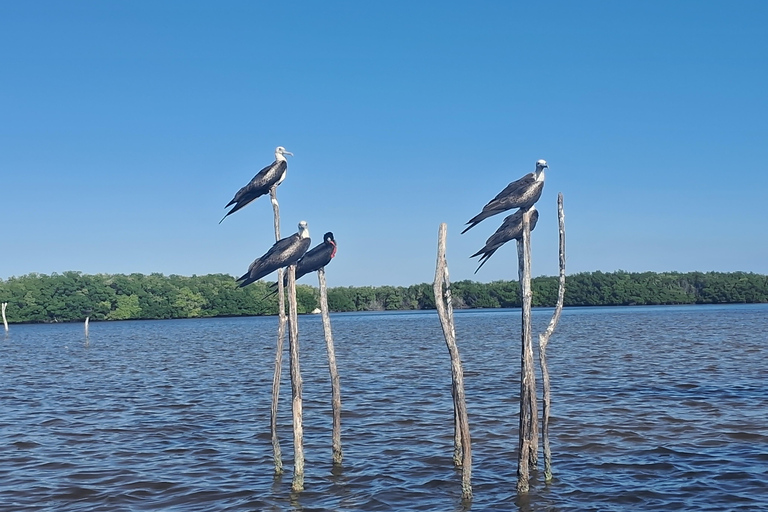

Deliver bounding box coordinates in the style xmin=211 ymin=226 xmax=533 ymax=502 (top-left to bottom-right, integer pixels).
xmin=473 ymin=250 xmax=496 ymax=274
xmin=261 ymin=286 xmax=279 ymax=301
xmin=462 ymin=210 xmax=493 ymax=234
xmin=470 ymin=246 xmax=486 ymax=258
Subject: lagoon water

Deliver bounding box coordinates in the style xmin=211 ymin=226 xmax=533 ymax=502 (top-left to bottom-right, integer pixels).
xmin=1 ymin=305 xmax=767 ymax=511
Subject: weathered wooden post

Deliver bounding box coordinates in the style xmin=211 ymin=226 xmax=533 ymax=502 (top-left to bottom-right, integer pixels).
xmin=286 ymin=264 xmax=305 ymax=491
xmin=516 ymin=207 xmax=536 ymax=493
xmin=318 ymin=267 xmax=343 ymax=464
xmin=2 ymin=302 xmax=8 ymax=333
xmin=84 ymin=316 xmax=90 ymax=337
xmin=269 ymin=185 xmax=288 ymax=475
xmin=538 ymin=193 xmax=566 ymax=482
xmin=434 ymin=223 xmax=472 ymax=500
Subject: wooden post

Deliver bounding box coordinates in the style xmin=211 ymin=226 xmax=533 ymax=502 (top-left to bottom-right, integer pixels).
xmin=270 ymin=185 xmax=287 ymax=475
xmin=286 ymin=264 xmax=304 ymax=491
xmin=2 ymin=302 xmax=7 ymax=333
xmin=516 ymin=208 xmax=536 ymax=494
xmin=84 ymin=316 xmax=90 ymax=337
xmin=318 ymin=267 xmax=343 ymax=464
xmin=434 ymin=223 xmax=472 ymax=500
xmin=538 ymin=193 xmax=566 ymax=482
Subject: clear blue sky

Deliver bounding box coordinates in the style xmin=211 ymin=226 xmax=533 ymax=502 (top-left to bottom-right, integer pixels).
xmin=2 ymin=1 xmax=766 ymax=287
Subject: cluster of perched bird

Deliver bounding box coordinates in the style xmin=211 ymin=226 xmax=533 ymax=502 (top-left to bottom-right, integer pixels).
xmin=220 ymin=146 xmax=337 ymax=287
xmin=463 ymin=159 xmax=549 ymax=273
xmin=221 ymin=147 xmax=546 ymax=285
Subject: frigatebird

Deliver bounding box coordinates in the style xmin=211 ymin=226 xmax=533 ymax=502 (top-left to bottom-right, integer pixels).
xmin=471 ymin=207 xmax=539 ymax=273
xmin=264 ymin=232 xmax=336 ymax=298
xmin=220 ymin=146 xmax=293 ymax=223
xmin=267 ymin=232 xmax=337 ymax=293
xmin=292 ymin=231 xmax=337 ymax=282
xmin=462 ymin=159 xmax=548 ymax=234
xmin=236 ymin=220 xmax=311 ymax=288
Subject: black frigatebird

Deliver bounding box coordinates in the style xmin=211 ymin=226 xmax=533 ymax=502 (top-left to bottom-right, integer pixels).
xmin=462 ymin=159 xmax=548 ymax=234
xmin=263 ymin=232 xmax=337 ymax=299
xmin=274 ymin=231 xmax=336 ymax=290
xmin=292 ymin=231 xmax=337 ymax=281
xmin=236 ymin=220 xmax=311 ymax=288
xmin=220 ymin=146 xmax=293 ymax=223
xmin=471 ymin=207 xmax=539 ymax=273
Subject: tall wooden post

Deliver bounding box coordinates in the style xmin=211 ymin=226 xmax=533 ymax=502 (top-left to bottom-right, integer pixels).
xmin=516 ymin=208 xmax=536 ymax=494
xmin=286 ymin=264 xmax=304 ymax=491
xmin=318 ymin=267 xmax=343 ymax=464
xmin=2 ymin=302 xmax=8 ymax=333
xmin=538 ymin=193 xmax=566 ymax=482
xmin=269 ymin=186 xmax=287 ymax=475
xmin=434 ymin=223 xmax=472 ymax=500
xmin=84 ymin=316 xmax=90 ymax=337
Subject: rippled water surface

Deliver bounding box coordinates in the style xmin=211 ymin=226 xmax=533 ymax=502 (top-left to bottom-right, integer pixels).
xmin=2 ymin=304 xmax=767 ymax=511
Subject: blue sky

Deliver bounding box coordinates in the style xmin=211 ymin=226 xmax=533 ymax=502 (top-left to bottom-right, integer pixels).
xmin=2 ymin=1 xmax=766 ymax=287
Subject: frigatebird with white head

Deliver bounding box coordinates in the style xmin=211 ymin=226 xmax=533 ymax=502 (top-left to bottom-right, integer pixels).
xmin=236 ymin=220 xmax=311 ymax=288
xmin=471 ymin=207 xmax=539 ymax=273
xmin=462 ymin=159 xmax=548 ymax=234
xmin=272 ymin=231 xmax=337 ymax=289
xmin=220 ymin=146 xmax=293 ymax=223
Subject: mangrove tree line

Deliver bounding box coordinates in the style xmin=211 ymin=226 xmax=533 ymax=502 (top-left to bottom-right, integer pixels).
xmin=0 ymin=270 xmax=766 ymax=324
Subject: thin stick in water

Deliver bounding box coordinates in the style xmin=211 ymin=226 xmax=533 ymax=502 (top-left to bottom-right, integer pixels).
xmin=539 ymin=192 xmax=566 ymax=482
xmin=2 ymin=302 xmax=8 ymax=333
xmin=318 ymin=267 xmax=343 ymax=464
xmin=433 ymin=223 xmax=472 ymax=500
xmin=270 ymin=185 xmax=287 ymax=475
xmin=286 ymin=264 xmax=305 ymax=492
xmin=516 ymin=208 xmax=535 ymax=494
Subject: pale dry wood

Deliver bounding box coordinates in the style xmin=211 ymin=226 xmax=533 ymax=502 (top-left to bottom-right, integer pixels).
xmin=270 ymin=185 xmax=287 ymax=475
xmin=84 ymin=316 xmax=90 ymax=337
xmin=2 ymin=302 xmax=7 ymax=333
xmin=538 ymin=193 xmax=566 ymax=482
xmin=516 ymin=208 xmax=536 ymax=494
xmin=286 ymin=264 xmax=304 ymax=491
xmin=433 ymin=223 xmax=472 ymax=500
xmin=318 ymin=267 xmax=343 ymax=464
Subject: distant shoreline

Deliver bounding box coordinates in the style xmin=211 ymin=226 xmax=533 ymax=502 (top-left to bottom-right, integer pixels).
xmin=1 ymin=270 xmax=766 ymax=325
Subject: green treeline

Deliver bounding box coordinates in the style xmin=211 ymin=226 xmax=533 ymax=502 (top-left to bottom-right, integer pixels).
xmin=1 ymin=270 xmax=767 ymax=324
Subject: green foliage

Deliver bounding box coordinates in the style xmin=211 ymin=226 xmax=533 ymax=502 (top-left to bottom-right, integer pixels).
xmin=0 ymin=270 xmax=766 ymax=324
xmin=108 ymin=294 xmax=142 ymax=320
xmin=295 ymin=285 xmax=319 ymax=314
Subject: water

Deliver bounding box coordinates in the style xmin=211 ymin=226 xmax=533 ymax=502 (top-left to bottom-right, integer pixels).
xmin=1 ymin=304 xmax=767 ymax=511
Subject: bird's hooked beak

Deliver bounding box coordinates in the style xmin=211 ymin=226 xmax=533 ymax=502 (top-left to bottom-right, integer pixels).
xmin=280 ymin=149 xmax=293 ymax=157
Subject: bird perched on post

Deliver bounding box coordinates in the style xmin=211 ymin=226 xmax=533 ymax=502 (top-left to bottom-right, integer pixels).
xmin=289 ymin=231 xmax=337 ymax=283
xmin=267 ymin=231 xmax=337 ymax=293
xmin=220 ymin=146 xmax=293 ymax=223
xmin=462 ymin=159 xmax=548 ymax=234
xmin=471 ymin=207 xmax=539 ymax=273
xmin=236 ymin=221 xmax=311 ymax=288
